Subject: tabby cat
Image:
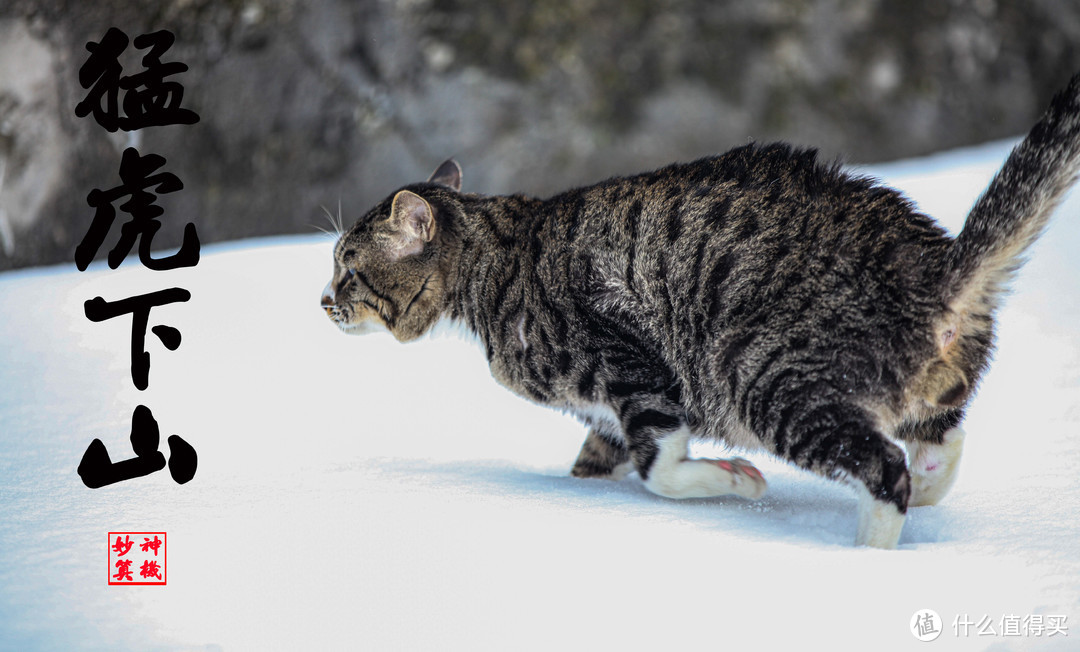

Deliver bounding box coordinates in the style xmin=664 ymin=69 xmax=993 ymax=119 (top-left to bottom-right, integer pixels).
xmin=321 ymin=72 xmax=1080 ymax=548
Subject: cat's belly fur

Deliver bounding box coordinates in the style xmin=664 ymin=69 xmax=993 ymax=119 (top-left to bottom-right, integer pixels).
xmin=483 ymin=322 xmax=769 ymax=452
xmin=562 ymin=397 xmax=767 ymax=452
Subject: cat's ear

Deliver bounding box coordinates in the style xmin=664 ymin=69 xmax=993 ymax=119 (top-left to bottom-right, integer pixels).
xmin=427 ymin=159 xmax=462 ymax=192
xmin=386 ymin=190 xmax=436 ymax=258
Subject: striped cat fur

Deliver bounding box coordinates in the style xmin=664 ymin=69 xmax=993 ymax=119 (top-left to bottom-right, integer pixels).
xmin=322 ymin=72 xmax=1080 ymax=548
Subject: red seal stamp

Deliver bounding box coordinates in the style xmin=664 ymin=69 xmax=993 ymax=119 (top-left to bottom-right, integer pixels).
xmin=108 ymin=531 xmax=166 ymax=585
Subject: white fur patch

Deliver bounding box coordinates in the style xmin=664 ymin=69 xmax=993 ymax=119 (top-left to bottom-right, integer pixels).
xmin=516 ymin=314 xmax=529 ymax=353
xmin=643 ymin=427 xmax=766 ymax=500
xmin=906 ymin=427 xmax=966 ymax=507
xmin=341 ymin=320 xmax=389 ymax=336
xmin=427 ymin=316 xmax=483 ymax=347
xmin=855 ymin=485 xmax=905 ymax=549
xmin=567 ymin=402 xmax=623 ymax=436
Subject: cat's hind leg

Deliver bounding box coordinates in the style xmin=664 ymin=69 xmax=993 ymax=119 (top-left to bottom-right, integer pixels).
xmin=636 ymin=427 xmax=767 ymax=500
xmin=571 ymin=428 xmax=633 ymax=480
xmin=896 ymin=411 xmax=966 ymax=507
xmin=905 ymin=426 xmax=966 ymax=507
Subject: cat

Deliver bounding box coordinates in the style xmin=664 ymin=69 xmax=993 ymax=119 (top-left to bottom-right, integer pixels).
xmin=321 ymin=72 xmax=1080 ymax=548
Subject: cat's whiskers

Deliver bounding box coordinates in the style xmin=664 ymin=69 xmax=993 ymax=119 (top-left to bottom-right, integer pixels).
xmin=311 ymin=223 xmax=338 ymax=239
xmin=309 ymin=203 xmax=346 ymax=244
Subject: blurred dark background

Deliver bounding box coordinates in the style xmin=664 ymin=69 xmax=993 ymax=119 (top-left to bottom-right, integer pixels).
xmin=2 ymin=0 xmax=1079 ymax=270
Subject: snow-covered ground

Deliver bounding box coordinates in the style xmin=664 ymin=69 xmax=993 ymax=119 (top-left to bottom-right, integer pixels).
xmin=1 ymin=140 xmax=1078 ymax=651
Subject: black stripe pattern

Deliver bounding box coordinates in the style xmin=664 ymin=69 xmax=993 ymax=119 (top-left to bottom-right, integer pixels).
xmin=325 ymin=87 xmax=1080 ymax=527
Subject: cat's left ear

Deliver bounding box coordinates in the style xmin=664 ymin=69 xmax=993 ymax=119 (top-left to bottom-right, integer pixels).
xmin=387 ymin=190 xmax=436 ymax=259
xmin=428 ymin=159 xmax=462 ymax=192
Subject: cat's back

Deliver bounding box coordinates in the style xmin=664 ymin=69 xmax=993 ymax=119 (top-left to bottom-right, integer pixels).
xmin=604 ymin=143 xmax=947 ymax=247
xmin=548 ymin=143 xmax=954 ymax=309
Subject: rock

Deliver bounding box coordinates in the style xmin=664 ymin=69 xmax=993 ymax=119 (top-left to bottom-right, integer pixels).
xmin=1 ymin=0 xmax=1078 ymax=270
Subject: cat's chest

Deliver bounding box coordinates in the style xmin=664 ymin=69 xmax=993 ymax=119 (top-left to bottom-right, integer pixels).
xmin=564 ymin=400 xmax=622 ymax=435
xmin=433 ymin=315 xmax=550 ymax=400
xmin=485 ymin=313 xmax=573 ymax=405
xmin=487 ymin=335 xmax=551 ymax=402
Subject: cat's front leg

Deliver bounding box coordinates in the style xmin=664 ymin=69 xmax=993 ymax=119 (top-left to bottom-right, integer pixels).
xmin=571 ymin=428 xmax=633 ymax=480
xmin=634 ymin=426 xmax=767 ymax=500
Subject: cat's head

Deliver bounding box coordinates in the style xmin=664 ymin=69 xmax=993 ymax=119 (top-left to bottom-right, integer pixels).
xmin=321 ymin=160 xmax=463 ymax=342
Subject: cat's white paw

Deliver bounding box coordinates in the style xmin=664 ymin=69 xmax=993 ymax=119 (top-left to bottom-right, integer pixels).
xmin=643 ymin=429 xmax=767 ymax=500
xmin=706 ymin=456 xmax=768 ymax=499
xmin=645 ymin=457 xmax=768 ymax=500
xmin=856 ymin=490 xmax=905 ymax=549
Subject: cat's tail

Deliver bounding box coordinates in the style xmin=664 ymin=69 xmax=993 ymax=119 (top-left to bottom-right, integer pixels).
xmin=947 ymin=71 xmax=1080 ymax=314
xmin=919 ymin=71 xmax=1080 ymax=408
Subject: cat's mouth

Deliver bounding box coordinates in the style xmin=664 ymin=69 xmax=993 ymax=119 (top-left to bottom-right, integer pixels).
xmin=322 ymin=299 xmax=383 ymax=335
xmin=336 ymin=319 xmax=388 ymax=336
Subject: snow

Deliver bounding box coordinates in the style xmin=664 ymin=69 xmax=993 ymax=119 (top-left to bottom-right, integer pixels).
xmin=1 ymin=140 xmax=1078 ymax=651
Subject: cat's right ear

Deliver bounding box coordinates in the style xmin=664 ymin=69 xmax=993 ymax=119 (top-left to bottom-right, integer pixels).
xmin=385 ymin=190 xmax=436 ymax=259
xmin=428 ymin=159 xmax=462 ymax=192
